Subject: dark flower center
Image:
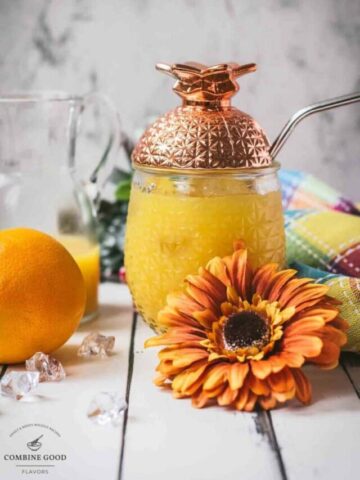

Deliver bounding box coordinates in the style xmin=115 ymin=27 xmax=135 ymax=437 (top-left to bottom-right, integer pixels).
xmin=223 ymin=311 xmax=270 ymax=351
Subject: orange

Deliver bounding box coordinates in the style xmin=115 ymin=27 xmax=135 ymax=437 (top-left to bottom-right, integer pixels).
xmin=0 ymin=228 xmax=86 ymax=364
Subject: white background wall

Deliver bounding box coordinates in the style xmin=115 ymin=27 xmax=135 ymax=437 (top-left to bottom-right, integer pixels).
xmin=0 ymin=0 xmax=359 ymax=198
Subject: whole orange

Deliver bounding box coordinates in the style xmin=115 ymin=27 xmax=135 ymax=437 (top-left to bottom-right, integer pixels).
xmin=0 ymin=228 xmax=86 ymax=364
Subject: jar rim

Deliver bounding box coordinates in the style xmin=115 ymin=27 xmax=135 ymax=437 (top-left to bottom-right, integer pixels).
xmin=133 ymin=161 xmax=281 ymax=177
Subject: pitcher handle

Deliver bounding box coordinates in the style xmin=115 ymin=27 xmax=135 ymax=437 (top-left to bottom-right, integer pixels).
xmin=81 ymin=92 xmax=123 ymax=208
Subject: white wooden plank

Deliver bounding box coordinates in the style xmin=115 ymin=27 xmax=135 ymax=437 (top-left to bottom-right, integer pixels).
xmin=342 ymin=353 xmax=360 ymax=398
xmin=0 ymin=283 xmax=133 ymax=480
xmin=271 ymin=365 xmax=360 ymax=480
xmin=122 ymin=317 xmax=283 ymax=480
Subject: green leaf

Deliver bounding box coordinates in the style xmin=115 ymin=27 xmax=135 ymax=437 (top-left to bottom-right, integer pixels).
xmin=111 ymin=168 xmax=132 ymax=184
xmin=115 ymin=179 xmax=132 ymax=201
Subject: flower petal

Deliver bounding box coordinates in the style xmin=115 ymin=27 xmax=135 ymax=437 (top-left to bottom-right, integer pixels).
xmin=186 ymin=283 xmax=219 ymax=311
xmin=284 ymin=316 xmax=325 ymax=337
xmin=167 ymin=291 xmax=203 ymax=316
xmin=172 ymin=362 xmax=209 ymax=393
xmin=292 ymin=368 xmax=312 ymax=404
xmin=157 ymin=306 xmax=199 ymax=329
xmin=172 ymin=351 xmax=209 ymax=369
xmin=283 ymin=284 xmax=329 ymax=311
xmin=144 ymin=334 xmax=170 ymax=348
xmin=153 ymin=373 xmax=168 ymax=387
xmin=159 ymin=346 xmax=206 ymax=359
xmin=187 ymin=268 xmax=227 ymax=304
xmin=233 ymin=249 xmax=251 ymax=299
xmin=252 ymin=263 xmax=279 ymax=298
xmin=277 ymin=278 xmax=314 ymax=306
xmin=330 ymin=316 xmax=349 ymax=332
xmin=282 ymin=335 xmax=323 ymax=358
xmin=251 ymin=360 xmax=273 ymax=379
xmin=157 ymin=359 xmax=183 ymax=376
xmin=278 ymin=351 xmax=305 ymax=368
xmin=191 ymin=389 xmax=210 ymax=408
xmin=249 ymin=374 xmax=270 ymax=396
xmin=226 ymin=286 xmax=239 ymax=305
xmin=235 ymin=384 xmax=250 ymax=410
xmin=172 ymin=390 xmax=187 ymax=399
xmin=268 ymin=367 xmax=295 ymax=393
xmin=228 ymin=362 xmax=249 ymax=389
xmin=203 ymin=364 xmax=230 ymax=391
xmin=221 ymin=302 xmax=237 ymax=316
xmin=244 ymin=391 xmax=258 ymax=412
xmin=259 ymin=395 xmax=277 ymax=410
xmin=267 ymin=269 xmax=298 ymax=301
xmin=268 ymin=355 xmax=287 ymax=372
xmin=310 ymin=341 xmax=341 ymax=369
xmin=306 ymin=306 xmax=340 ymax=323
xmin=205 ymin=384 xmax=227 ymax=399
xmin=145 ymin=331 xmax=204 ymax=348
xmin=217 ymin=386 xmax=239 ymax=406
xmin=192 ymin=309 xmax=218 ymax=329
xmin=319 ymin=325 xmax=348 ymax=347
xmin=272 ymin=388 xmax=296 ymax=402
xmin=206 ymin=256 xmax=230 ymax=286
xmin=273 ymin=306 xmax=296 ymax=325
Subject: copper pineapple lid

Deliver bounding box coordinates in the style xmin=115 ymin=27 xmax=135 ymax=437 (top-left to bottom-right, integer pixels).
xmin=132 ymin=62 xmax=272 ymax=171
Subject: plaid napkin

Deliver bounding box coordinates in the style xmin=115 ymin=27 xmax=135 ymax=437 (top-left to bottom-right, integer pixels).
xmin=280 ymin=170 xmax=360 ymax=352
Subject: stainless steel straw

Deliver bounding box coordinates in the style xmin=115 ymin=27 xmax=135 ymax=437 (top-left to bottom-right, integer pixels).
xmin=270 ymin=92 xmax=360 ymax=160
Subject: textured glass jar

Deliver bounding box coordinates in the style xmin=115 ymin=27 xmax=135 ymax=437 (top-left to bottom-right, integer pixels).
xmin=125 ymin=165 xmax=285 ymax=330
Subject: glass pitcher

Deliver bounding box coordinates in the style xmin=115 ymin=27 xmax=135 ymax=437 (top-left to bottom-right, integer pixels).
xmin=125 ymin=62 xmax=285 ymax=332
xmin=0 ymin=91 xmax=119 ymax=322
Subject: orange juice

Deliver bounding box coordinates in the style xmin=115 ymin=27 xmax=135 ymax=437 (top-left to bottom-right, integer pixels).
xmin=125 ymin=175 xmax=285 ymax=330
xmin=58 ymin=235 xmax=100 ymax=319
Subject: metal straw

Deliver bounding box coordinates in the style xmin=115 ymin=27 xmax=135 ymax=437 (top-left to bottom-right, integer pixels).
xmin=270 ymin=92 xmax=360 ymax=160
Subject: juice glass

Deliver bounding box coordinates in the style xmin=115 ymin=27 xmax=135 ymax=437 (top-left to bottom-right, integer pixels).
xmin=0 ymin=91 xmax=119 ymax=322
xmin=125 ymin=166 xmax=285 ymax=331
xmin=57 ymin=235 xmax=100 ymax=318
xmin=125 ymin=61 xmax=286 ymax=331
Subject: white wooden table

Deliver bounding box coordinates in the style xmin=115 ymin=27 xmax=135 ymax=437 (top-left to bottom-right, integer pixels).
xmin=1 ymin=283 xmax=360 ymax=480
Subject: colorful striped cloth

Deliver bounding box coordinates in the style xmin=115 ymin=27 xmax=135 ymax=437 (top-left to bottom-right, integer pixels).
xmin=280 ymin=169 xmax=360 ymax=215
xmin=280 ymin=170 xmax=360 ymax=352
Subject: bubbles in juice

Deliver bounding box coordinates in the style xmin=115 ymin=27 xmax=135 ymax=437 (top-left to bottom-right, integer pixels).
xmin=125 ymin=176 xmax=285 ymax=330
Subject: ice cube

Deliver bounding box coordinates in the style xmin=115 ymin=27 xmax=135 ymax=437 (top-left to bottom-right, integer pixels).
xmin=78 ymin=332 xmax=115 ymax=358
xmin=87 ymin=392 xmax=127 ymax=426
xmin=1 ymin=371 xmax=40 ymax=400
xmin=26 ymin=352 xmax=66 ymax=382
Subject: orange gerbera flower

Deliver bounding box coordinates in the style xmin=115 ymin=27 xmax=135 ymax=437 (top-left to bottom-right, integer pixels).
xmin=145 ymin=246 xmax=348 ymax=411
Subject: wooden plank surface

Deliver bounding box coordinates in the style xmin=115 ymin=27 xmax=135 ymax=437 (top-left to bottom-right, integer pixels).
xmin=342 ymin=353 xmax=360 ymax=398
xmin=0 ymin=283 xmax=133 ymax=480
xmin=1 ymin=284 xmax=359 ymax=480
xmin=271 ymin=365 xmax=360 ymax=480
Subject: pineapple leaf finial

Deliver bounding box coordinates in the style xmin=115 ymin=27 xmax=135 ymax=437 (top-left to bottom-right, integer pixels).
xmin=156 ymin=62 xmax=256 ymax=104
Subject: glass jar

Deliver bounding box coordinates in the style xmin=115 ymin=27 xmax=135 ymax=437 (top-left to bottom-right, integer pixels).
xmin=125 ymin=61 xmax=286 ymax=331
xmin=0 ymin=92 xmax=119 ymax=322
xmin=125 ymin=165 xmax=284 ymax=330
